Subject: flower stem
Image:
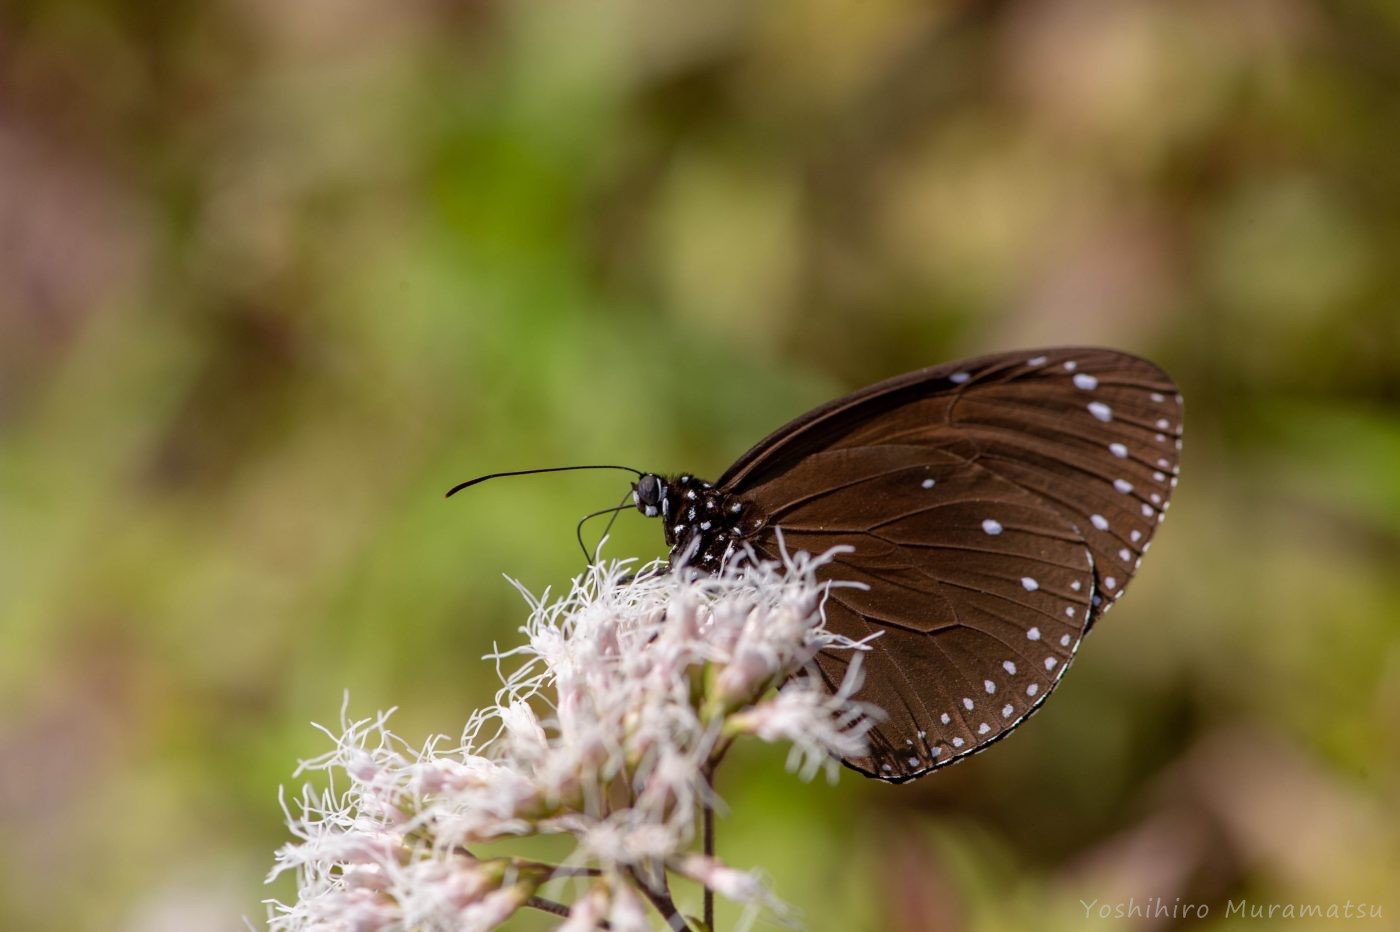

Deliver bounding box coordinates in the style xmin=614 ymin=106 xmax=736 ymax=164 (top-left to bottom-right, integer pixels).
xmin=627 ymin=865 xmax=688 ymax=930
xmin=523 ymin=895 xmax=573 ymax=920
xmin=703 ymin=762 xmax=716 ymax=930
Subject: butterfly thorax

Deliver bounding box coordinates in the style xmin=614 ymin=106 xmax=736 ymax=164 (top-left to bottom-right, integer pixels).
xmin=633 ymin=473 xmax=765 ymax=569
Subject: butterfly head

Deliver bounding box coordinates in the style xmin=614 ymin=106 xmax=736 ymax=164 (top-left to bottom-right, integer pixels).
xmin=632 ymin=473 xmax=668 ymax=518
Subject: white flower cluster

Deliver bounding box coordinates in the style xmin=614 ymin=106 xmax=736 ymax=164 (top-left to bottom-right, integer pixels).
xmin=267 ymin=546 xmax=876 ymax=931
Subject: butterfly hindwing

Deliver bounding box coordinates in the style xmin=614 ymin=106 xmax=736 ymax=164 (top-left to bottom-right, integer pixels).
xmin=746 ymin=446 xmax=1094 ymax=778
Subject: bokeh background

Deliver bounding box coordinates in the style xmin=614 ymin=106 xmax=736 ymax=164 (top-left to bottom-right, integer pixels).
xmin=2 ymin=0 xmax=1398 ymax=929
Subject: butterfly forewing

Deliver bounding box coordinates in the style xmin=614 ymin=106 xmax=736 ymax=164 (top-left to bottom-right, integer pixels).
xmin=937 ymin=349 xmax=1181 ymax=624
xmin=709 ymin=347 xmax=1180 ymax=781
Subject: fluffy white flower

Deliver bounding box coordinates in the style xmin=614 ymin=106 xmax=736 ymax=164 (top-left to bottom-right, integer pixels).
xmin=268 ymin=545 xmax=873 ymax=930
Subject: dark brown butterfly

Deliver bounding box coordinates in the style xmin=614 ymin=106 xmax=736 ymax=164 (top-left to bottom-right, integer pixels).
xmin=628 ymin=347 xmax=1181 ymax=782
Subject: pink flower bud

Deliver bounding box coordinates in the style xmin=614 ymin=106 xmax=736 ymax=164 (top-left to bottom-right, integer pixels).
xmin=608 ymin=881 xmax=650 ymax=932
xmin=677 ymin=855 xmax=767 ymax=903
xmin=715 ymin=647 xmax=778 ymax=706
xmin=558 ymin=884 xmax=609 ymax=932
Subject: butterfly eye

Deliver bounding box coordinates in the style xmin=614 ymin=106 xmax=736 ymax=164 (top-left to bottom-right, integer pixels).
xmin=635 ymin=474 xmax=664 ymax=516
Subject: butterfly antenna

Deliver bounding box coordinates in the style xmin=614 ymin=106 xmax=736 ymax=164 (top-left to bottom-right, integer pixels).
xmin=597 ymin=491 xmax=630 ymax=545
xmin=445 ymin=464 xmax=643 ymax=498
xmin=575 ymin=492 xmax=636 ymax=564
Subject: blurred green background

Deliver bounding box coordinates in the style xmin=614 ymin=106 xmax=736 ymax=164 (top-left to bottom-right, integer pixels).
xmin=2 ymin=0 xmax=1398 ymax=929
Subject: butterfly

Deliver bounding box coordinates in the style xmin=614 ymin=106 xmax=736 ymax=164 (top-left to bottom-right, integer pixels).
xmin=626 ymin=347 xmax=1181 ymax=782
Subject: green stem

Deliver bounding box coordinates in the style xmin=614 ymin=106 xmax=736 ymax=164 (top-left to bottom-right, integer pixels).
xmin=703 ymin=761 xmax=716 ymax=931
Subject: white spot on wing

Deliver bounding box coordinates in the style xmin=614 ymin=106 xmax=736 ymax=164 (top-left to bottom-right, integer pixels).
xmin=1090 ymin=513 xmax=1109 ymax=531
xmin=1110 ymin=442 xmax=1129 ymax=458
xmin=978 ymin=723 xmax=991 ymax=735
xmin=982 ymin=518 xmax=1003 ymax=535
xmin=1027 ymin=683 xmax=1039 ymax=697
xmin=1073 ymin=373 xmax=1099 ymax=391
xmin=1027 ymin=626 xmax=1041 ymax=640
xmin=1003 ymin=660 xmax=1017 ymax=674
xmin=1002 ymin=704 xmax=1014 ymax=718
xmin=921 ymin=478 xmax=936 ymax=489
xmin=1088 ymin=402 xmax=1113 ymax=422
xmin=984 ymin=679 xmax=996 ymax=694
xmin=950 ymin=372 xmax=970 ymax=384
xmin=1027 ymin=355 xmax=1047 ymax=366
xmin=1021 ymin=577 xmax=1039 ymax=591
xmin=962 ymin=698 xmax=974 ymax=710
xmin=1113 ymin=478 xmax=1133 ymax=494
